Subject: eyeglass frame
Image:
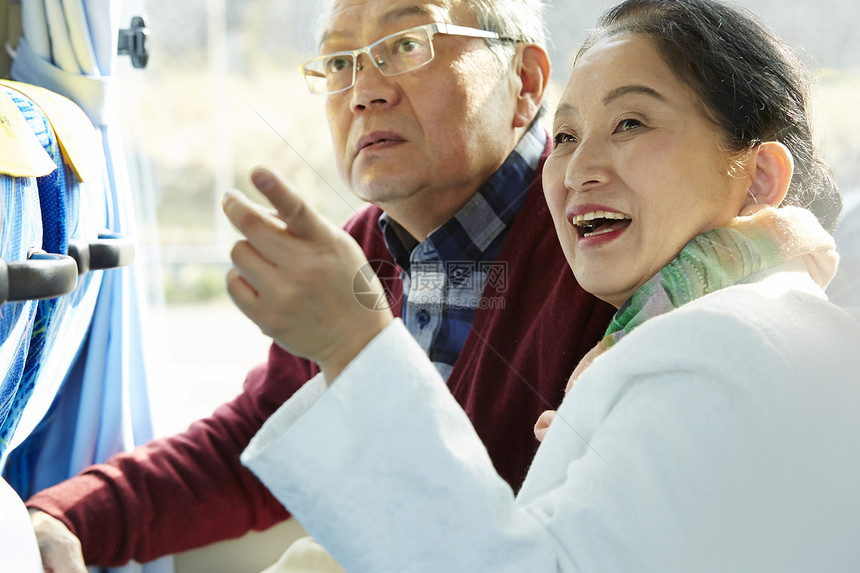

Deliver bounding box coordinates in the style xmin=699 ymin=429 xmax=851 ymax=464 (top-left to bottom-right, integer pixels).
xmin=300 ymin=22 xmax=513 ymax=96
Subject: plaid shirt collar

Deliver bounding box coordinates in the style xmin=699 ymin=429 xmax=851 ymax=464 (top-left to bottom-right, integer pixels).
xmin=378 ymin=122 xmax=547 ymax=270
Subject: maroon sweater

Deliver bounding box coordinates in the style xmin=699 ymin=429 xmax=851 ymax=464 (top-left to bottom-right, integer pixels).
xmin=26 ymin=151 xmax=615 ymax=566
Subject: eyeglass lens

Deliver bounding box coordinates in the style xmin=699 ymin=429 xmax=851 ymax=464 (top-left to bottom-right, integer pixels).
xmin=305 ymin=26 xmax=435 ymax=94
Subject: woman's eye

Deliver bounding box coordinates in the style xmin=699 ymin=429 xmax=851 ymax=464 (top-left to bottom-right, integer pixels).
xmin=615 ymin=118 xmax=643 ymax=132
xmin=553 ymin=132 xmax=577 ymax=147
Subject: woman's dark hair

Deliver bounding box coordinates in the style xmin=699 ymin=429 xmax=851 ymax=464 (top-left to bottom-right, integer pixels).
xmin=576 ymin=0 xmax=841 ymax=231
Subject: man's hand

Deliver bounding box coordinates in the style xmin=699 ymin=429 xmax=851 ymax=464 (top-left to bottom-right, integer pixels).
xmin=29 ymin=509 xmax=87 ymax=573
xmin=222 ymin=167 xmax=393 ymax=379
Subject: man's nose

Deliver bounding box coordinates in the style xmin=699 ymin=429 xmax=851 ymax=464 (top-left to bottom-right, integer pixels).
xmin=349 ymin=53 xmax=399 ymax=111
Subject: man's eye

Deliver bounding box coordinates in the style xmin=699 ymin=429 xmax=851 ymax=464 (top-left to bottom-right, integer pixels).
xmin=616 ymin=118 xmax=643 ymax=132
xmin=325 ymin=56 xmax=352 ymax=74
xmin=395 ymin=37 xmax=424 ymax=54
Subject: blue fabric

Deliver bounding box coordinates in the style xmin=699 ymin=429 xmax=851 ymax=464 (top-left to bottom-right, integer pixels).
xmin=0 ymin=171 xmax=42 ymax=455
xmin=2 ymin=196 xmax=104 ymax=493
xmin=378 ymin=124 xmax=546 ymax=379
xmin=0 ymin=89 xmax=70 ymax=455
xmin=3 ymin=195 xmax=105 ymax=495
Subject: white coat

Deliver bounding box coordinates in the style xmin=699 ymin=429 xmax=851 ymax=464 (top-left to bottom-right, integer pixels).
xmin=243 ymin=261 xmax=860 ymax=572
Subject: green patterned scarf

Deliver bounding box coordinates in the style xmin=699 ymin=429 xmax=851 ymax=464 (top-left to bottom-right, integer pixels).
xmin=604 ymin=206 xmax=836 ymax=345
xmin=574 ymin=205 xmax=838 ymax=379
xmin=535 ymin=205 xmax=838 ymax=441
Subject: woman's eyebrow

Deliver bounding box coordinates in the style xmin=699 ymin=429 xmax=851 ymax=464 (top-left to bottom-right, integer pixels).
xmin=603 ymin=85 xmax=665 ymax=105
xmin=553 ymin=102 xmax=577 ymax=125
xmin=553 ymin=84 xmax=666 ymax=123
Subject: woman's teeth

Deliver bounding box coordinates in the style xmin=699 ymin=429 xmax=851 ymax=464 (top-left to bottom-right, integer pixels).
xmin=570 ymin=211 xmax=631 ymax=237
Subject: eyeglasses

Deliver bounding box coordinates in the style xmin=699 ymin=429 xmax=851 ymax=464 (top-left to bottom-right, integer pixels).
xmin=301 ymin=22 xmax=510 ymax=96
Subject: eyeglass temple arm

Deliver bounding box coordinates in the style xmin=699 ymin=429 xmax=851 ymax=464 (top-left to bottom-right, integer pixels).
xmin=302 ymin=66 xmax=326 ymax=79
xmin=432 ymin=22 xmax=502 ymax=40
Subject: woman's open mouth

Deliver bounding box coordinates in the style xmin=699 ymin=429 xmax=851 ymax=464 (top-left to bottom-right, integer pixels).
xmin=569 ymin=210 xmax=632 ymax=238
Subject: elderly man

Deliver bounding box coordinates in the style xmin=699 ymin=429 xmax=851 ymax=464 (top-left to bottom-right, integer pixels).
xmin=26 ymin=0 xmax=614 ymax=570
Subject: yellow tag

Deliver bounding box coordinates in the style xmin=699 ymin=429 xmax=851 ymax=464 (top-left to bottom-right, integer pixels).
xmin=0 ymin=80 xmax=102 ymax=182
xmin=0 ymin=88 xmax=57 ymax=178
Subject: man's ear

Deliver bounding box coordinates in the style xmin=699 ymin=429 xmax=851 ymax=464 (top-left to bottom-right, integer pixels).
xmin=512 ymin=44 xmax=550 ymax=129
xmin=741 ymin=141 xmax=793 ymax=214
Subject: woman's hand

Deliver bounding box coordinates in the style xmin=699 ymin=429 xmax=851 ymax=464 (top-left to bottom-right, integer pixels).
xmin=222 ymin=167 xmax=393 ymax=379
xmin=534 ymin=343 xmax=605 ymax=441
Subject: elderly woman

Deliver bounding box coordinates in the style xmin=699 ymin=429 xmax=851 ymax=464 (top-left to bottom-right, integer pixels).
xmin=223 ymin=0 xmax=860 ymax=570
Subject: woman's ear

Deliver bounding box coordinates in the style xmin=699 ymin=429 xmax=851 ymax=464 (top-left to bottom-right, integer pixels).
xmin=512 ymin=44 xmax=550 ymax=129
xmin=742 ymin=141 xmax=793 ymax=214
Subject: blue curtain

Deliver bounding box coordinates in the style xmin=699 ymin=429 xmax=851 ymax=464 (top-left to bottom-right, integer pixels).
xmin=7 ymin=2 xmax=169 ymax=572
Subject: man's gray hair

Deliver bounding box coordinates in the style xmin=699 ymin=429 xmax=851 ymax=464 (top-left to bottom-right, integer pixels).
xmin=313 ymin=0 xmax=548 ymax=53
xmin=310 ymin=0 xmax=549 ymax=125
xmin=311 ymin=0 xmax=549 ymax=121
xmin=470 ymin=0 xmax=548 ymax=71
xmin=471 ymin=0 xmax=548 ymax=46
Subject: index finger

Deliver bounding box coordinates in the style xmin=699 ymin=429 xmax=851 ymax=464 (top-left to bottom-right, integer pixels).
xmin=251 ymin=167 xmax=330 ymax=241
xmin=222 ymin=188 xmax=292 ymax=265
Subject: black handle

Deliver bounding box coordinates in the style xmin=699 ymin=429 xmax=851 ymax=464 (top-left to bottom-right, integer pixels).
xmin=67 ymin=233 xmax=135 ymax=275
xmin=0 ymin=251 xmax=78 ymax=305
xmin=90 ymin=232 xmax=135 ymax=270
xmin=67 ymin=240 xmax=90 ymax=276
